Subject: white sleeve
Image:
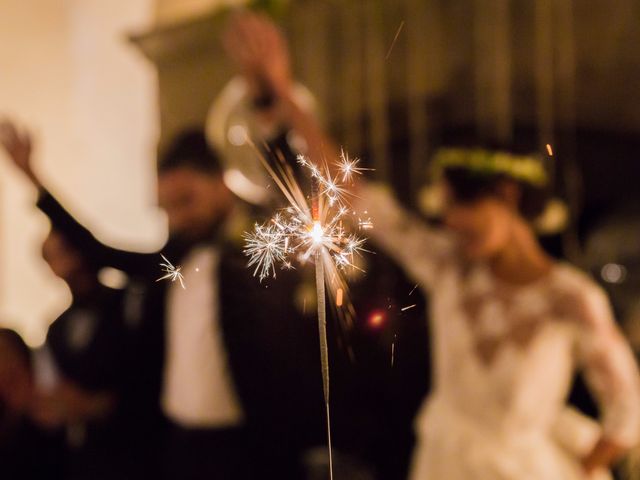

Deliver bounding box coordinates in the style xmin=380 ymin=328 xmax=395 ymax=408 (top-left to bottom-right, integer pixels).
xmin=575 ymin=286 xmax=640 ymax=448
xmin=355 ymin=182 xmax=455 ymax=291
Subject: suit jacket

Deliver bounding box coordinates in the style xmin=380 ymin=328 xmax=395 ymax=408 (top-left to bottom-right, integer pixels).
xmin=37 ymin=192 xmax=322 ymax=476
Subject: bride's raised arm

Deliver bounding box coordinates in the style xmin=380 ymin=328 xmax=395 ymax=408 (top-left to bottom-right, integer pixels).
xmin=353 ymin=182 xmax=454 ymax=291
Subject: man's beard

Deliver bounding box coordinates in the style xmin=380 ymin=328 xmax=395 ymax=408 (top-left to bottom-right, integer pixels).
xmin=167 ymin=217 xmax=227 ymax=256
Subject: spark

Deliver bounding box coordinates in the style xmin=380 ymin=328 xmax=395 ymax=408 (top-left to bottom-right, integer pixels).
xmin=337 ymin=149 xmax=371 ymax=184
xmin=408 ymin=284 xmax=418 ymax=296
xmin=157 ymin=254 xmax=186 ymax=289
xmin=385 ymin=20 xmax=405 ymax=60
xmin=546 ymin=143 xmax=554 ymax=156
xmin=401 ymin=304 xmax=417 ymax=312
xmin=244 ymin=154 xmax=370 ymax=282
xmin=243 ymin=223 xmax=288 ymax=281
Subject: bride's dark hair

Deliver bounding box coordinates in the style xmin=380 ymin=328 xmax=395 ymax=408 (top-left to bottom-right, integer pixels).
xmin=443 ymin=166 xmax=550 ymax=220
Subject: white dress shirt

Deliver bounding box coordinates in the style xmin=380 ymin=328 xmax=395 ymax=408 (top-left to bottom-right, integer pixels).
xmin=161 ymin=245 xmax=244 ymax=428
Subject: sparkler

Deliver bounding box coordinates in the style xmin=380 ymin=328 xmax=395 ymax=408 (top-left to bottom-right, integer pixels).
xmin=243 ymin=148 xmax=371 ymax=480
xmin=244 ymin=151 xmax=369 ymax=283
xmin=156 ymin=254 xmax=186 ymax=289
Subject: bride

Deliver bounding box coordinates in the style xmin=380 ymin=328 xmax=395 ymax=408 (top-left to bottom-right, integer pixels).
xmin=223 ymin=12 xmax=640 ymax=479
xmin=361 ymin=148 xmax=640 ymax=479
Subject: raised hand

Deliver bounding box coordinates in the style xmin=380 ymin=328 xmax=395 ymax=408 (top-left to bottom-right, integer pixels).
xmin=223 ymin=11 xmax=293 ymax=102
xmin=223 ymin=11 xmax=342 ymax=168
xmin=0 ymin=119 xmax=39 ymax=186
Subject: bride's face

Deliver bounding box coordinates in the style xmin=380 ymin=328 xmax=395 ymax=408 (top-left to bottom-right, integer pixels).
xmin=443 ymin=193 xmax=515 ymax=260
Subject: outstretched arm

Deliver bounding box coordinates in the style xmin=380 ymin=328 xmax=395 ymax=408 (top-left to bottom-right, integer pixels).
xmin=36 ymin=191 xmax=160 ymax=276
xmin=1 ymin=119 xmax=160 ymax=277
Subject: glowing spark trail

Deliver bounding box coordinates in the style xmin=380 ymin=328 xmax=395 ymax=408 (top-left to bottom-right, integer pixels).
xmin=385 ymin=20 xmax=405 ymax=60
xmin=391 ymin=334 xmax=397 ymax=367
xmin=401 ymin=304 xmax=417 ymax=312
xmin=243 ymin=148 xmax=371 ymax=480
xmin=156 ymin=254 xmax=185 ymax=289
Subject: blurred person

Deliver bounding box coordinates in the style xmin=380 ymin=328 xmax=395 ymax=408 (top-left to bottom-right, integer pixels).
xmin=0 ymin=328 xmax=63 ymax=479
xmin=1 ymin=119 xmax=319 ymax=479
xmin=32 ymin=227 xmax=155 ymax=480
xmin=223 ymin=12 xmax=640 ymax=480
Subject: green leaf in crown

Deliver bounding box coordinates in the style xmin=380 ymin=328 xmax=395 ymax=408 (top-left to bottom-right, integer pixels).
xmin=251 ymin=0 xmax=291 ymax=18
xmin=432 ymin=148 xmax=548 ymax=187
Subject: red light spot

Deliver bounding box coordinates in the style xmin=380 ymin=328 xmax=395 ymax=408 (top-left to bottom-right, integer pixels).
xmin=368 ymin=310 xmax=386 ymax=329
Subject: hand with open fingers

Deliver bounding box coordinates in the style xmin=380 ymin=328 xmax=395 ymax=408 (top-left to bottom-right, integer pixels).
xmin=223 ymin=11 xmax=293 ymax=102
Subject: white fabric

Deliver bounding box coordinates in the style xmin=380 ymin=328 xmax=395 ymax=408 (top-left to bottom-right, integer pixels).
xmin=161 ymin=246 xmax=244 ymax=428
xmin=32 ymin=345 xmax=62 ymax=393
xmin=359 ymin=183 xmax=640 ymax=480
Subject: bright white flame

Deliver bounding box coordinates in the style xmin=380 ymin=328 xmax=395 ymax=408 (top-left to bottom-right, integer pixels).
xmin=244 ymin=153 xmax=370 ymax=281
xmin=311 ymin=221 xmax=324 ymax=244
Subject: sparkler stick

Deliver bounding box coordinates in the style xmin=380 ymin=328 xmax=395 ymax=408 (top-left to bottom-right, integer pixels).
xmin=311 ymin=175 xmax=334 ymax=479
xmin=315 ymin=249 xmax=333 ymax=479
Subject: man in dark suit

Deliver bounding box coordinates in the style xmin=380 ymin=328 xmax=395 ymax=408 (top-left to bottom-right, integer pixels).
xmin=0 ymin=328 xmax=64 ymax=480
xmin=1 ymin=121 xmax=320 ymax=479
xmin=31 ymin=227 xmax=158 ymax=480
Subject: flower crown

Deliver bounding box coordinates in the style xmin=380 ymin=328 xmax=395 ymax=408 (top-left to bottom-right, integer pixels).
xmin=431 ymin=148 xmax=549 ymax=187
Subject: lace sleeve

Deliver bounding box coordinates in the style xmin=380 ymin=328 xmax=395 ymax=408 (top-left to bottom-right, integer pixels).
xmin=574 ymin=286 xmax=640 ymax=448
xmin=356 ymin=182 xmax=454 ymax=291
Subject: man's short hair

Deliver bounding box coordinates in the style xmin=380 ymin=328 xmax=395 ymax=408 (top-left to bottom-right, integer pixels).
xmin=158 ymin=128 xmax=222 ymax=175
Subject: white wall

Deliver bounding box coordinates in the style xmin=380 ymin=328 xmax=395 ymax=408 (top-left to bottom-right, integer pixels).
xmin=154 ymin=0 xmax=247 ymax=25
xmin=0 ymin=0 xmax=164 ymax=346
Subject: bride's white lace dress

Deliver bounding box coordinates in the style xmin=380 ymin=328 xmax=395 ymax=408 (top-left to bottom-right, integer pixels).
xmin=361 ymin=184 xmax=640 ymax=479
